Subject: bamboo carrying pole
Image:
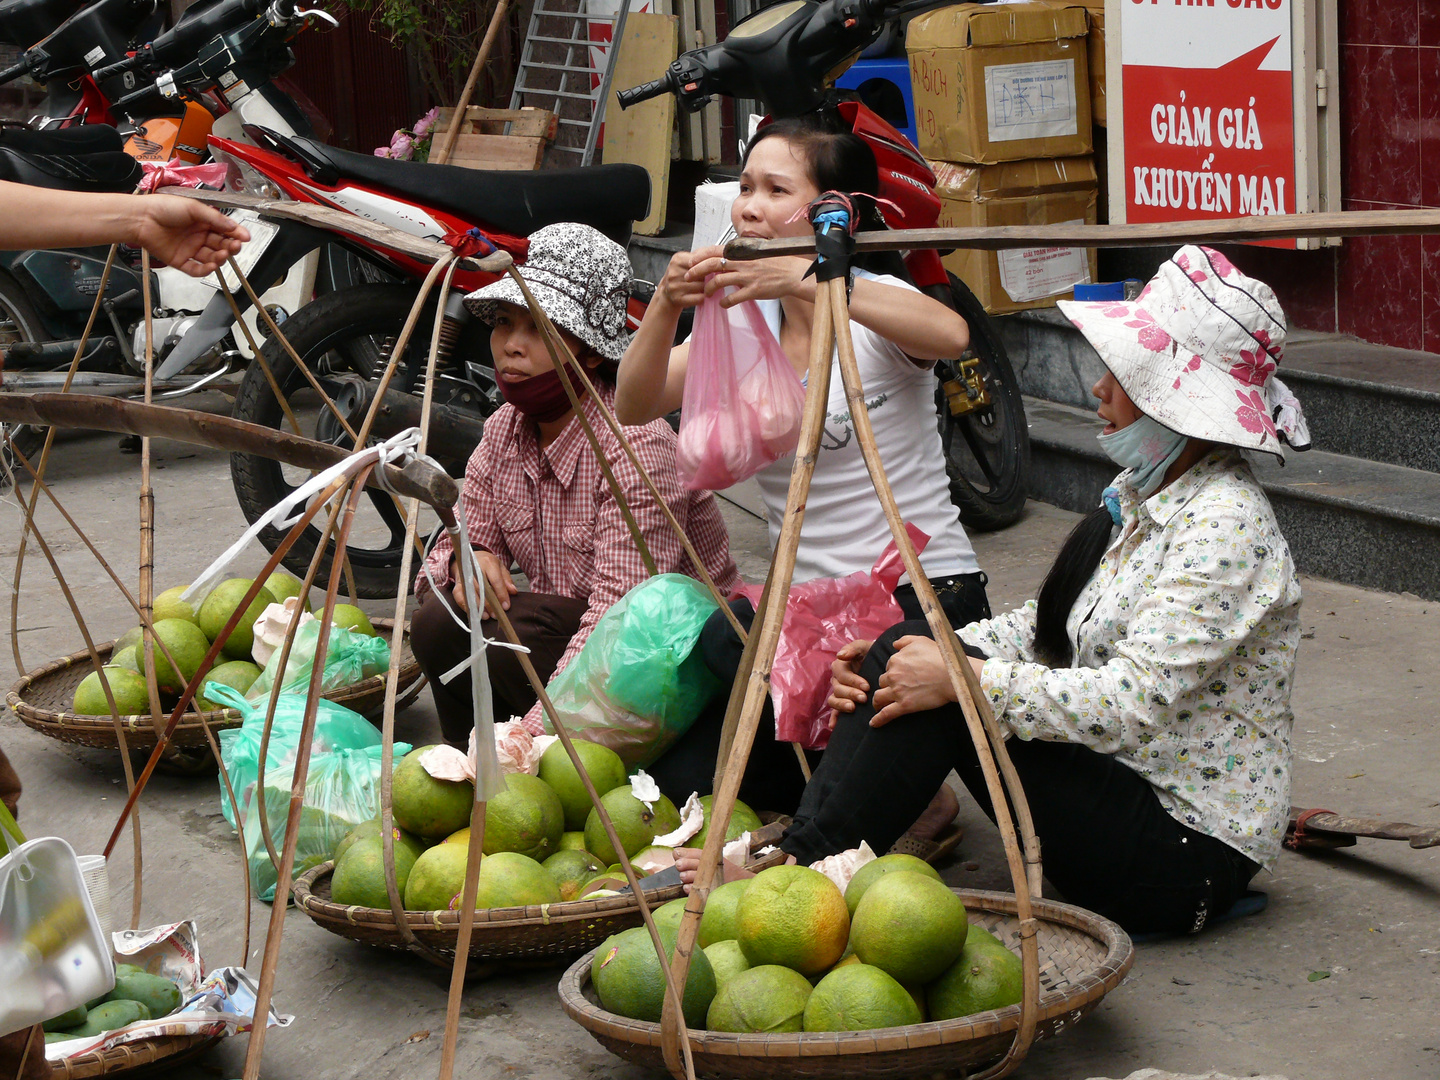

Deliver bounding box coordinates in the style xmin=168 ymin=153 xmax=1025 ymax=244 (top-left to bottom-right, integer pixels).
xmin=431 ymin=0 xmax=514 ymax=166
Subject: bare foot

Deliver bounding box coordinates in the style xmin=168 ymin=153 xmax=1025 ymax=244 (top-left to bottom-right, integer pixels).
xmin=907 ymin=783 xmax=959 ymax=841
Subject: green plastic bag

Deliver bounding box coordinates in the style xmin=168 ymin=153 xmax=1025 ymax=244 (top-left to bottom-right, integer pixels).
xmin=544 ymin=574 xmax=721 ymax=768
xmin=245 ymin=621 xmax=390 ymax=702
xmin=210 ymin=683 xmax=383 ymax=831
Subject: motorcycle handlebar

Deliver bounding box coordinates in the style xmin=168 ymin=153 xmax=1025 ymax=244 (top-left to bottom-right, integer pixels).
xmin=616 ymin=73 xmax=674 ymax=111
xmin=0 ymin=60 xmax=28 ymax=87
xmin=92 ymin=54 xmax=138 ymax=81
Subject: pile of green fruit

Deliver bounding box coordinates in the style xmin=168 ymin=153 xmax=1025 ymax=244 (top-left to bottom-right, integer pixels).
xmin=70 ymin=571 xmax=378 ymax=716
xmin=590 ymin=853 xmax=1023 ymax=1034
xmin=42 ymin=964 xmax=184 ymax=1044
xmin=328 ymin=740 xmax=761 ymax=913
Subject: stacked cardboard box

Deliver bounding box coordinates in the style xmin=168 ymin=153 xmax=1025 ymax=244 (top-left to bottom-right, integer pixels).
xmin=906 ymin=1 xmax=1099 ymax=314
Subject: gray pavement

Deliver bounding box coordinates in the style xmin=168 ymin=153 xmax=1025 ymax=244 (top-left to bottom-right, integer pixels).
xmin=3 ymin=412 xmax=1438 ymax=1079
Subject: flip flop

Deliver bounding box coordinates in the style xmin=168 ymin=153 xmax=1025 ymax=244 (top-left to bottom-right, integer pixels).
xmin=887 ymin=822 xmax=964 ymax=864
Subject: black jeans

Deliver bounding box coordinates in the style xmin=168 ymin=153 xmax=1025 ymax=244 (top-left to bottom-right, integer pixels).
xmin=646 ymin=572 xmax=991 ymax=816
xmin=780 ymin=619 xmax=1260 ymax=936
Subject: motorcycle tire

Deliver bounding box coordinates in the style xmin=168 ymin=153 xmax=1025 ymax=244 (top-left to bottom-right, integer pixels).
xmin=230 ymin=284 xmax=486 ymax=599
xmin=0 ymin=272 xmax=53 ymax=487
xmin=934 ymin=273 xmax=1030 ymax=531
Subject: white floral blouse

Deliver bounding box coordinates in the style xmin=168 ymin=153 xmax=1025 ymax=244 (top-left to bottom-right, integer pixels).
xmin=958 ymin=449 xmax=1300 ymax=867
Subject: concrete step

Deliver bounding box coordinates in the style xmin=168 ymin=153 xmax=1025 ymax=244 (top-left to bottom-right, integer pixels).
xmin=1025 ymin=396 xmax=1440 ymax=599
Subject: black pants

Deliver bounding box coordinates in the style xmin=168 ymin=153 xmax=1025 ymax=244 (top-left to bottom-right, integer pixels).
xmin=410 ymin=589 xmax=589 ymax=747
xmin=646 ymin=572 xmax=991 ymax=816
xmin=780 ymin=619 xmax=1260 ymax=936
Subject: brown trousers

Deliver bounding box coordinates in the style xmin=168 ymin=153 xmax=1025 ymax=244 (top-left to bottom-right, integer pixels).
xmin=410 ymin=589 xmax=589 ymax=747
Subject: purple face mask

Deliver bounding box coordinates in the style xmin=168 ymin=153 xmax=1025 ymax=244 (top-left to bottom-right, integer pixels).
xmin=498 ymin=367 xmax=572 ymax=423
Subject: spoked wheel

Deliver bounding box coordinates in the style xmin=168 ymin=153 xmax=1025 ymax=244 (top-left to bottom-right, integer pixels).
xmin=229 ymin=284 xmax=487 ymax=599
xmin=0 ymin=274 xmax=53 ymax=486
xmin=934 ymin=273 xmax=1030 ymax=531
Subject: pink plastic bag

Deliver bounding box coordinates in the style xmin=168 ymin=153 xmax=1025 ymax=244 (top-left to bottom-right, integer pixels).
xmin=675 ymin=287 xmax=805 ymax=490
xmin=736 ymin=524 xmax=930 ymax=750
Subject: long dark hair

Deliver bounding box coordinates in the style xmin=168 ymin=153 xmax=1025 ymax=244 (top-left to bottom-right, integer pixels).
xmin=741 ymin=115 xmax=910 ymax=280
xmin=1032 ymin=507 xmax=1115 ymax=667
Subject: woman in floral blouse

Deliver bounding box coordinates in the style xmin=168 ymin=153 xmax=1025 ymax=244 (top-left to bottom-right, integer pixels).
xmin=803 ymin=245 xmax=1311 ymax=934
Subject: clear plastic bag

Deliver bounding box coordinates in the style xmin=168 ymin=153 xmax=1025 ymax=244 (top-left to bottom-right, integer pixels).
xmin=675 ymin=288 xmax=805 ymax=490
xmin=208 ymin=683 xmax=383 ymax=832
xmin=246 ymin=620 xmax=389 ymax=702
xmin=544 ymin=574 xmax=721 ymax=768
xmin=735 ymin=525 xmax=929 ymax=750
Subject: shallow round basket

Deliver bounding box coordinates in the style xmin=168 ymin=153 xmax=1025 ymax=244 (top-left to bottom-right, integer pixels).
xmin=5 ymin=617 xmax=420 ymax=753
xmin=558 ymin=888 xmax=1134 ymax=1080
xmin=48 ymin=1032 xmax=219 ymax=1078
xmin=294 ymin=861 xmax=685 ymax=968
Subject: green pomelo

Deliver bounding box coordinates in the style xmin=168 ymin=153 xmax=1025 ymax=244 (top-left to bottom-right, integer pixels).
xmin=559 ymin=831 xmax=589 ymax=852
xmin=195 ymin=660 xmax=263 ymax=711
xmin=651 ymin=896 xmax=688 ymax=936
xmin=332 ymin=835 xmax=419 ymax=909
xmin=483 ymin=772 xmax=565 ymax=861
xmin=584 ymin=787 xmax=680 ymax=865
xmin=843 ymin=853 xmax=943 ymax=917
xmin=73 ymin=666 xmax=150 ymax=716
xmin=113 ymin=626 xmax=144 ymax=657
xmin=543 ymin=848 xmax=606 ymax=900
xmin=692 ymin=794 xmax=762 ymax=851
xmin=442 ymin=827 xmax=470 ymax=845
xmin=926 ymin=940 xmax=1023 ymax=1021
xmin=736 ymin=865 xmax=849 ymax=976
xmin=42 ymin=1005 xmax=87 ymax=1032
xmin=391 ymin=747 xmax=475 ymax=839
xmin=70 ymin=999 xmax=150 ymax=1036
xmin=331 ymin=603 xmax=376 ymax=636
xmin=591 ymin=924 xmax=715 ymax=1027
xmin=152 ymin=585 xmax=198 ymax=625
xmin=966 ymin=923 xmax=1002 ymax=950
xmin=140 ymin=618 xmax=211 ymax=696
xmin=703 ymin=939 xmax=752 ymax=988
xmin=104 ymin=973 xmax=181 ymax=1019
xmin=803 ymin=963 xmax=922 ymax=1032
xmin=197 ymin=579 xmax=276 ymax=660
xmin=537 ymin=739 xmax=628 ymax=831
xmin=851 ymin=871 xmax=968 ymax=985
xmin=404 ymin=847 xmax=558 ymax=911
xmin=45 ymin=1032 xmax=83 ymax=1043
xmin=333 ymin=818 xmax=424 ymax=865
xmin=110 ymin=646 xmax=141 ymax=673
xmin=262 ymin=572 xmax=309 ymax=611
xmin=697 ymin=878 xmax=751 ymax=948
xmin=705 ymin=965 xmax=812 ymax=1033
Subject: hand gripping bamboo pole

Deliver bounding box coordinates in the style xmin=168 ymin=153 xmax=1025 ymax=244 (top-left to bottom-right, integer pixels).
xmin=822 ymin=273 xmax=1042 ymax=1077
xmin=658 ymin=282 xmax=839 ymax=1079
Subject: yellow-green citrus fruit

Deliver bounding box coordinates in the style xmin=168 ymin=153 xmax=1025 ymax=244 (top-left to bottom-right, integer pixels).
xmin=843 ymin=852 xmax=943 ymax=917
xmin=153 ymin=586 xmax=199 ymax=625
xmin=703 ymin=939 xmax=752 ymax=988
xmin=113 ymin=626 xmax=144 ymax=657
xmin=197 ymin=579 xmax=276 ymax=660
xmin=559 ymin=831 xmax=589 ymax=852
xmin=692 ymin=794 xmax=762 ymax=851
xmin=332 ymin=835 xmax=418 ymax=909
xmin=483 ymin=772 xmax=565 ymax=861
xmin=651 ymin=896 xmax=689 ymax=936
xmin=138 ymin=618 xmax=212 ymax=696
xmin=851 ymin=870 xmax=968 ymax=985
xmin=926 ymin=940 xmax=1022 ymax=1021
xmin=542 ymin=848 xmax=606 ymax=900
xmin=333 ymin=818 xmax=424 ymax=865
xmin=391 ymin=747 xmax=474 ymax=839
xmin=331 ymin=603 xmax=376 ymax=636
xmin=705 ymin=964 xmax=812 ymax=1033
xmin=697 ymin=878 xmax=751 ymax=948
xmin=262 ymin=572 xmax=309 ymax=612
xmin=537 ymin=739 xmax=628 ymax=831
xmin=195 ymin=660 xmax=263 ymax=711
xmin=403 ymin=847 xmax=558 ymax=910
xmin=73 ymin=666 xmax=150 ymax=716
xmin=584 ymin=786 xmax=680 ymax=866
xmin=110 ymin=645 xmax=141 ymax=673
xmin=736 ymin=865 xmax=849 ymax=976
xmin=965 ymin=923 xmax=1002 ymax=950
xmin=592 ymin=924 xmax=716 ymax=1027
xmin=802 ymin=962 xmax=922 ymax=1031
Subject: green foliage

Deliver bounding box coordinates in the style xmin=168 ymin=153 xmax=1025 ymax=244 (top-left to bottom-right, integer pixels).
xmin=333 ymin=0 xmax=505 ymax=106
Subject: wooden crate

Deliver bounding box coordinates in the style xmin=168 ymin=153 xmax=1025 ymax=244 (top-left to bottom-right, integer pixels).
xmin=433 ymin=106 xmax=557 ymax=171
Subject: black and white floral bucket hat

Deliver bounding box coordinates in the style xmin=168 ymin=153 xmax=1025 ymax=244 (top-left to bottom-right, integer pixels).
xmin=463 ymin=222 xmax=633 ymax=361
xmin=1058 ymin=244 xmax=1311 ymax=461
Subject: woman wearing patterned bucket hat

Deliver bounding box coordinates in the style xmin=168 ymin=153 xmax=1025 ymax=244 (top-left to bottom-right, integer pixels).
xmin=738 ymin=246 xmax=1308 ymax=935
xmin=411 ymin=222 xmax=739 ymax=745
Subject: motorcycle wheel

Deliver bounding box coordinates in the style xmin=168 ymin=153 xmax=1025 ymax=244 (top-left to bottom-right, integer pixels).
xmin=0 ymin=273 xmax=53 ymax=486
xmin=934 ymin=273 xmax=1030 ymax=531
xmin=230 ymin=284 xmax=482 ymax=599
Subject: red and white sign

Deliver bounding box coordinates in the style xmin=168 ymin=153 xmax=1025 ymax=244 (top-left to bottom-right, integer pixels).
xmin=1118 ymin=0 xmax=1295 ymax=244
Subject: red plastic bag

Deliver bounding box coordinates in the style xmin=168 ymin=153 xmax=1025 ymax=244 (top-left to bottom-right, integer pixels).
xmin=675 ymin=287 xmax=805 ymax=490
xmin=736 ymin=524 xmax=930 ymax=750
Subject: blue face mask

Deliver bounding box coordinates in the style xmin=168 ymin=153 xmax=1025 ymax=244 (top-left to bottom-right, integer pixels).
xmin=1096 ymin=414 xmax=1188 ymax=499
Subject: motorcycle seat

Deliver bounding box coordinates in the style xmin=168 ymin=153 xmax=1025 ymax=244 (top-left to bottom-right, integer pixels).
xmin=270 ymin=131 xmax=651 ymax=246
xmin=0 ymin=146 xmax=140 ymax=192
xmin=0 ymin=123 xmax=125 ymax=155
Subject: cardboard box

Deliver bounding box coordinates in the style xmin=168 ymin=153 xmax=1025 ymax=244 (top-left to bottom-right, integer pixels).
xmin=932 ymin=156 xmax=1099 ymax=315
xmin=1078 ymin=0 xmax=1105 ymax=126
xmin=906 ymin=2 xmax=1092 ymax=164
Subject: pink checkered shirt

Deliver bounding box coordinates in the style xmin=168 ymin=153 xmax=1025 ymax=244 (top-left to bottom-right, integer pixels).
xmin=419 ymin=382 xmax=739 ymax=732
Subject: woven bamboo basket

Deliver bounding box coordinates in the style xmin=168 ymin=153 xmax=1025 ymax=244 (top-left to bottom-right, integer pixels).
xmin=5 ymin=618 xmax=421 ymax=753
xmin=558 ymin=888 xmax=1134 ymax=1080
xmin=293 ymin=860 xmax=686 ymax=967
xmin=48 ymin=1032 xmax=218 ymax=1078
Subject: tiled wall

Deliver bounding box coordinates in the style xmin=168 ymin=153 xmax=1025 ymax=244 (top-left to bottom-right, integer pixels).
xmin=1226 ymin=0 xmax=1440 ymax=353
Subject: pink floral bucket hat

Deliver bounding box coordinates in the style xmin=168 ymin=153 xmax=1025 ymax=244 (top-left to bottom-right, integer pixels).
xmin=1057 ymin=245 xmax=1310 ymax=460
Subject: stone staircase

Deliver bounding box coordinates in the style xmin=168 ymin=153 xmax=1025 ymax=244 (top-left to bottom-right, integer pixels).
xmin=999 ymin=310 xmax=1440 ymax=599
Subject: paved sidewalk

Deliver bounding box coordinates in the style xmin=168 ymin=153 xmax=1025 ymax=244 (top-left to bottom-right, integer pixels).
xmin=2 ymin=418 xmax=1437 ymax=1079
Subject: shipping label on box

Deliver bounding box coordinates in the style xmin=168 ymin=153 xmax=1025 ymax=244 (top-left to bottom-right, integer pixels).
xmin=997 ymin=222 xmax=1091 ymax=302
xmin=985 ymin=58 xmax=1079 ymax=143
